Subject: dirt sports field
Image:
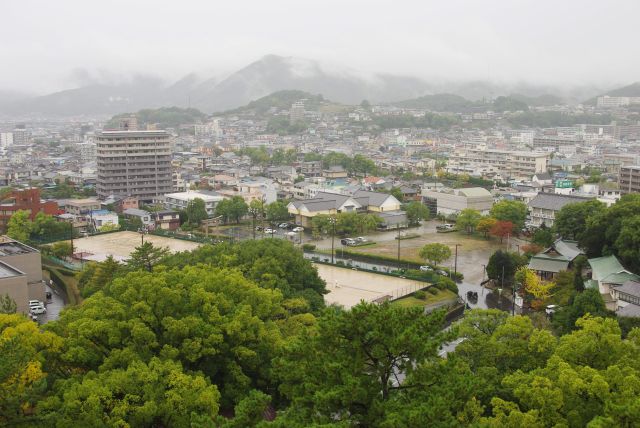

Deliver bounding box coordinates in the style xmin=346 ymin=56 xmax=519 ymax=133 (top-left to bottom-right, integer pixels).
xmin=315 ymin=264 xmax=425 ymax=309
xmin=72 ymin=231 xmax=201 ymax=261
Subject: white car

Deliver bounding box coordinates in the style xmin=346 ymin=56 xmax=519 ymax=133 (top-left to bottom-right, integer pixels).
xmin=30 ymin=305 xmax=46 ymax=315
xmin=292 ymin=226 xmax=304 ymax=232
xmin=29 ymin=300 xmax=43 ymax=307
xmin=264 ymin=228 xmax=276 ymax=234
xmin=419 ymin=265 xmax=433 ymax=272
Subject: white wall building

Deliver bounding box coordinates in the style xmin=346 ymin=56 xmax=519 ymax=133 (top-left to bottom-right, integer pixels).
xmin=163 ymin=191 xmax=224 ymax=216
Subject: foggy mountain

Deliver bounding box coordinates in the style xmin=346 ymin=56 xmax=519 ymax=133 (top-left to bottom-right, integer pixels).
xmin=0 ymin=54 xmax=627 ymax=116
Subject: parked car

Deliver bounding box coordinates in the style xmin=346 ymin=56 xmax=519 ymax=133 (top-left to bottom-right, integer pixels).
xmin=29 ymin=300 xmax=43 ymax=307
xmin=419 ymin=265 xmax=433 ymax=272
xmin=436 ymin=224 xmax=455 ymax=231
xmin=264 ymin=228 xmax=276 ymax=234
xmin=30 ymin=305 xmax=46 ymax=315
xmin=436 ymin=270 xmax=448 ymax=276
xmin=278 ymin=223 xmax=289 ymax=229
xmin=355 ymin=236 xmax=367 ymax=243
xmin=292 ymin=226 xmax=304 ymax=232
xmin=340 ymin=238 xmax=356 ymax=246
xmin=255 ymin=226 xmax=263 ymax=231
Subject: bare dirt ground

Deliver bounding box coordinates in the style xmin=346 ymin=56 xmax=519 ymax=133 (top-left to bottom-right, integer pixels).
xmin=315 ymin=264 xmax=425 ymax=309
xmin=73 ymin=231 xmax=201 ymax=261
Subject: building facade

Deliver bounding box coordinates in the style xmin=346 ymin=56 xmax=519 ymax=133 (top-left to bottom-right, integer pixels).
xmin=96 ymin=130 xmax=173 ymax=203
xmin=619 ymin=165 xmax=640 ymax=195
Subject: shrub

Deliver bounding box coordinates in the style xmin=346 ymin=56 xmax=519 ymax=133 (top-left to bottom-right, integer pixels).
xmin=427 ymin=287 xmax=439 ymax=295
xmin=432 ymin=282 xmax=445 ymax=290
xmin=414 ymin=290 xmax=427 ymax=300
xmin=302 ymin=243 xmax=316 ymax=252
xmin=438 ymin=277 xmax=458 ymax=294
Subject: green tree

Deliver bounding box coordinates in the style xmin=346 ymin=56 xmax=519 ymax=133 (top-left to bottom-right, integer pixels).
xmin=185 ymin=197 xmax=208 ymax=226
xmin=0 ymin=314 xmax=62 ymax=426
xmin=46 ymin=265 xmax=307 ymax=412
xmin=419 ymin=243 xmax=452 ymax=266
xmin=77 ymin=255 xmax=124 ymax=298
xmin=6 ymin=210 xmax=32 ymax=242
xmin=403 ymin=201 xmax=430 ymax=226
xmin=486 ymin=250 xmax=526 ymax=284
xmin=0 ymin=294 xmax=16 ymax=314
xmin=614 ymin=216 xmax=640 ymax=273
xmin=477 ymin=216 xmax=497 ymax=238
xmin=275 ymin=303 xmax=448 ymax=425
xmin=554 ymin=200 xmax=605 ymax=241
xmin=551 ymin=288 xmax=611 ymax=335
xmin=532 ymin=224 xmax=554 ymax=248
xmin=39 ymin=358 xmax=220 ymax=428
xmin=456 ymin=208 xmax=482 ymax=234
xmin=127 ymin=242 xmax=170 ymax=272
xmin=265 ymin=200 xmax=289 ymax=222
xmin=311 ymin=214 xmax=333 ymax=239
xmin=228 ymin=196 xmax=249 ymax=224
xmin=389 ymin=187 xmax=404 ymax=202
xmin=490 ymin=200 xmax=527 ymax=232
xmin=50 ymin=241 xmax=72 ymax=259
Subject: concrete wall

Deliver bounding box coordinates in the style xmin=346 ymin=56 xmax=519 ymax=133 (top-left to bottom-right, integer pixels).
xmin=0 ymin=274 xmax=29 ymax=313
xmin=2 ymin=252 xmax=42 ymax=284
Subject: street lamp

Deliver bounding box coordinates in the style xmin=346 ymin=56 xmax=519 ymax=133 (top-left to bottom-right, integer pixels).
xmin=329 ymin=216 xmax=336 ymax=264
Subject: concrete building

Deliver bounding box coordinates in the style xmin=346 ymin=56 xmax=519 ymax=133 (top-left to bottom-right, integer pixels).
xmin=619 ymin=165 xmax=640 ymax=195
xmin=0 ymin=237 xmax=46 ymax=313
xmin=64 ymin=198 xmax=101 ymax=215
xmin=447 ymin=147 xmax=549 ymax=180
xmin=533 ymin=136 xmax=582 ymax=152
xmin=290 ymin=101 xmax=305 ymax=124
xmin=163 ymin=190 xmax=224 ymax=216
xmin=422 ymin=187 xmax=493 ymax=216
xmin=96 ymin=129 xmax=173 ymax=203
xmin=0 ymin=188 xmax=59 ymax=232
xmin=528 ymin=193 xmax=594 ymax=228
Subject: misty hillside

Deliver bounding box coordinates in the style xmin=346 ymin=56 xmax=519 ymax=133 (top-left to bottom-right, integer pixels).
xmin=583 ymin=82 xmax=640 ymax=105
xmin=220 ymin=90 xmax=326 ymax=115
xmin=0 ymin=54 xmax=619 ymax=116
xmin=188 ymin=55 xmax=431 ymax=112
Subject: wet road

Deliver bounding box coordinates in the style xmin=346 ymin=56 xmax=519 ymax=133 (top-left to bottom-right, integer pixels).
xmin=37 ymin=281 xmax=67 ymax=324
xmin=457 ymin=281 xmax=516 ymax=312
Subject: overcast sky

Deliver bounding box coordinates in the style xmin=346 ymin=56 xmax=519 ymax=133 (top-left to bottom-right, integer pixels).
xmin=3 ymin=0 xmax=639 ymax=93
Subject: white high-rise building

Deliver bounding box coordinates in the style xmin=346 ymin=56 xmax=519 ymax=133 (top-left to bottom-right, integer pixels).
xmin=96 ymin=127 xmax=173 ymax=203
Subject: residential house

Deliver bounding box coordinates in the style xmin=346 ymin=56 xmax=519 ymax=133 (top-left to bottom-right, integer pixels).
xmin=154 ymin=210 xmax=180 ymax=231
xmin=528 ymin=239 xmax=583 ymax=280
xmin=611 ymin=280 xmax=640 ymax=318
xmin=123 ymin=208 xmax=154 ymax=227
xmin=323 ymin=165 xmax=348 ymax=179
xmin=587 ymin=255 xmax=640 ymax=310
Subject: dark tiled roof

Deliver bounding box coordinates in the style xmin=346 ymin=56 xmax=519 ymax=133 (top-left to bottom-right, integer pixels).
xmin=528 ymin=193 xmax=593 ymax=211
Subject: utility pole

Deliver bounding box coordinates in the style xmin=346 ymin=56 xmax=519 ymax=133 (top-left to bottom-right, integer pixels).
xmin=512 ymin=282 xmax=517 ymax=316
xmin=397 ymin=224 xmax=401 ymax=269
xmin=454 ymin=244 xmax=460 ymax=276
xmin=330 ymin=216 xmax=336 ymax=264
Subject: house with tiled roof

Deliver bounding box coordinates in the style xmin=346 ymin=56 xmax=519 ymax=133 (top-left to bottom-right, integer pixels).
xmin=528 ymin=193 xmax=594 ymax=228
xmin=528 ymin=239 xmax=583 ymax=280
xmin=588 ymin=255 xmax=640 ymax=310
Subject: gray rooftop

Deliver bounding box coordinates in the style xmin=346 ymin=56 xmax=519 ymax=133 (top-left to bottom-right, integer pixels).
xmin=0 ymin=260 xmax=24 ymax=278
xmin=528 ymin=193 xmax=594 ymax=211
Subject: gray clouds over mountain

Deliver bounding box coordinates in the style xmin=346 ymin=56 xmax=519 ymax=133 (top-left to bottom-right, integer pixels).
xmin=2 ymin=0 xmax=639 ymax=95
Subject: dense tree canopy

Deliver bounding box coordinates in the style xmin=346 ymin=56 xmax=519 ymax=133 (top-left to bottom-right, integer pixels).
xmin=490 ymin=200 xmax=527 ymax=232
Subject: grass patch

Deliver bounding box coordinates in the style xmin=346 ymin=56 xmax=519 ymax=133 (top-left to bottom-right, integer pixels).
xmin=391 ymin=288 xmax=458 ymax=309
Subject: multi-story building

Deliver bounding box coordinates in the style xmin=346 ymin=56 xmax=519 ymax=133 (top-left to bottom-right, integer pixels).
xmin=290 ymin=101 xmax=305 ymax=124
xmin=163 ymin=190 xmax=224 ymax=216
xmin=533 ymin=136 xmax=582 ymax=152
xmin=422 ymin=187 xmax=494 ymax=216
xmin=619 ymin=165 xmax=640 ymax=195
xmin=0 ymin=188 xmax=59 ymax=232
xmin=528 ymin=193 xmax=594 ymax=228
xmin=447 ymin=147 xmax=549 ymax=180
xmin=96 ymin=129 xmax=173 ymax=203
xmin=0 ymin=236 xmax=46 ymax=314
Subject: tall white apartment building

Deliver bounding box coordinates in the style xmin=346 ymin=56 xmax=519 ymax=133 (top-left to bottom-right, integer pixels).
xmin=96 ymin=128 xmax=173 ymax=203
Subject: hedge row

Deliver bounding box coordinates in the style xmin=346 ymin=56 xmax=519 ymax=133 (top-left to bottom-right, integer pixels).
xmin=323 ymin=249 xmax=464 ymax=281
